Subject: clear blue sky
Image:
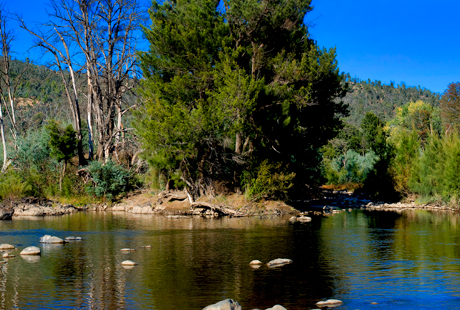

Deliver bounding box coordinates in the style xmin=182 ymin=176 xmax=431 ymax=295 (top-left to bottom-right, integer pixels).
xmin=5 ymin=0 xmax=459 ymax=93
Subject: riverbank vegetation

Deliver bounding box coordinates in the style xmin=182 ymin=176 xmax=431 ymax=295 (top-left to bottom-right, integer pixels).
xmin=0 ymin=0 xmax=457 ymax=207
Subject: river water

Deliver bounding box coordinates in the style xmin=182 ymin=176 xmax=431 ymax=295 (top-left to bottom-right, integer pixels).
xmin=0 ymin=210 xmax=460 ymax=309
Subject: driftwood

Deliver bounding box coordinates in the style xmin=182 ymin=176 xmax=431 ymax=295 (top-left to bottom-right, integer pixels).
xmin=190 ymin=201 xmax=244 ymax=217
xmin=156 ymin=190 xmax=188 ymax=205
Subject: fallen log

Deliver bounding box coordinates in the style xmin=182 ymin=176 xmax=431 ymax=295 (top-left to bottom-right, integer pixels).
xmin=156 ymin=190 xmax=188 ymax=205
xmin=190 ymin=202 xmax=244 ymax=217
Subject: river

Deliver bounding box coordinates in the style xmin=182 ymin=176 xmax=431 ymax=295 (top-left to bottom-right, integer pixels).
xmin=0 ymin=210 xmax=460 ymax=309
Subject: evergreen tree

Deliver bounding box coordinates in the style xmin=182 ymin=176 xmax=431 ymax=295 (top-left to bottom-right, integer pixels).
xmin=46 ymin=120 xmax=77 ymax=192
xmin=135 ymin=0 xmax=348 ymax=198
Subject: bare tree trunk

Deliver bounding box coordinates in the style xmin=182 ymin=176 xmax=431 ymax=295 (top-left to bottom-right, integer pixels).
xmin=0 ymin=103 xmax=7 ymax=172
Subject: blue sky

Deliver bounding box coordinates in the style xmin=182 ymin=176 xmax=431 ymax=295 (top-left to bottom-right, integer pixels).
xmin=4 ymin=0 xmax=460 ymax=93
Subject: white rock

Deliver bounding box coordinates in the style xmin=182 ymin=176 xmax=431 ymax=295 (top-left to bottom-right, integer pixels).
xmin=297 ymin=216 xmax=312 ymax=222
xmin=267 ymin=258 xmax=293 ymax=268
xmin=203 ymin=299 xmax=242 ymax=310
xmin=0 ymin=244 xmax=15 ymax=250
xmin=65 ymin=236 xmax=82 ymax=241
xmin=249 ymin=260 xmax=263 ymax=265
xmin=39 ymin=235 xmax=66 ymax=244
xmin=20 ymin=246 xmax=41 ymax=255
xmin=120 ymin=248 xmax=136 ymax=252
xmin=316 ymin=299 xmax=344 ymax=307
xmin=121 ymin=260 xmax=138 ymax=266
xmin=266 ymin=305 xmax=287 ymax=310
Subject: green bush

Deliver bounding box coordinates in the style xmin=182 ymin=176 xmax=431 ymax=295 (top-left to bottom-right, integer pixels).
xmin=85 ymin=160 xmax=134 ymax=200
xmin=242 ymin=160 xmax=295 ymax=201
xmin=0 ymin=170 xmax=32 ymax=201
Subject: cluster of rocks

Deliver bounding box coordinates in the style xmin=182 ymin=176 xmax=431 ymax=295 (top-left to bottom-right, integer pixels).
xmin=249 ymin=258 xmax=293 ymax=269
xmin=0 ymin=234 xmax=84 ymax=264
xmin=0 ymin=198 xmax=80 ymax=219
xmin=362 ymin=201 xmax=456 ymax=212
xmin=202 ymin=298 xmax=344 ymax=310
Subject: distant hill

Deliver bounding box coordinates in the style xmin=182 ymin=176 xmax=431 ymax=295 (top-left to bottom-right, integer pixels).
xmin=342 ymin=75 xmax=441 ymax=126
xmin=10 ymin=59 xmax=67 ymax=105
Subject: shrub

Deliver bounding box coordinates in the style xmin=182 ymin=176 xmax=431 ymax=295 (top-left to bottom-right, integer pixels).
xmin=242 ymin=160 xmax=295 ymax=201
xmin=85 ymin=160 xmax=134 ymax=200
xmin=0 ymin=170 xmax=32 ymax=201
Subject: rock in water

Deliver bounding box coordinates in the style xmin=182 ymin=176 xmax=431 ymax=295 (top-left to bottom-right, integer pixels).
xmin=0 ymin=244 xmax=15 ymax=250
xmin=39 ymin=235 xmax=66 ymax=244
xmin=249 ymin=260 xmax=263 ymax=265
xmin=267 ymin=258 xmax=293 ymax=268
xmin=203 ymin=299 xmax=242 ymax=310
xmin=121 ymin=260 xmax=138 ymax=266
xmin=266 ymin=305 xmax=287 ymax=310
xmin=121 ymin=248 xmax=136 ymax=252
xmin=316 ymin=299 xmax=344 ymax=307
xmin=20 ymin=246 xmax=41 ymax=255
xmin=65 ymin=236 xmax=82 ymax=241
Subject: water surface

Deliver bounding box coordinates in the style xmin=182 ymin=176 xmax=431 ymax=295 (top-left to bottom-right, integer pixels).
xmin=0 ymin=210 xmax=459 ymax=309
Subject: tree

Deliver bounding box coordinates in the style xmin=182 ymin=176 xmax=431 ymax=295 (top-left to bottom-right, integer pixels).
xmin=440 ymin=82 xmax=460 ymax=133
xmin=19 ymin=0 xmax=144 ymax=163
xmin=46 ymin=120 xmax=77 ymax=192
xmin=136 ymin=0 xmax=348 ymax=199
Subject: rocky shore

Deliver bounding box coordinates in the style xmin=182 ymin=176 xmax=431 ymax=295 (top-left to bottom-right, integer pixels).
xmin=0 ymin=189 xmax=457 ymax=220
xmin=317 ymin=190 xmax=458 ymax=212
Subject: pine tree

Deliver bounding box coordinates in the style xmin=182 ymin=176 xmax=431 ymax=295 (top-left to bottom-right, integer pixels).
xmin=135 ymin=0 xmax=348 ymax=198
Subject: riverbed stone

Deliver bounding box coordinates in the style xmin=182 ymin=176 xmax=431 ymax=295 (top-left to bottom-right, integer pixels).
xmin=65 ymin=236 xmax=82 ymax=241
xmin=266 ymin=305 xmax=287 ymax=310
xmin=121 ymin=260 xmax=138 ymax=266
xmin=267 ymin=258 xmax=293 ymax=268
xmin=20 ymin=246 xmax=41 ymax=255
xmin=39 ymin=235 xmax=66 ymax=244
xmin=121 ymin=248 xmax=136 ymax=252
xmin=203 ymin=299 xmax=242 ymax=310
xmin=0 ymin=244 xmax=15 ymax=250
xmin=249 ymin=260 xmax=263 ymax=265
xmin=316 ymin=299 xmax=344 ymax=307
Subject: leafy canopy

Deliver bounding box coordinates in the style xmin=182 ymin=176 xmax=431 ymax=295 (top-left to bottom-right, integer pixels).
xmin=135 ymin=0 xmax=348 ymax=198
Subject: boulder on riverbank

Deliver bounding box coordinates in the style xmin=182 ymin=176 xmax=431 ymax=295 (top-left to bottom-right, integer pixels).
xmin=203 ymin=299 xmax=242 ymax=310
xmin=0 ymin=209 xmax=13 ymax=220
xmin=13 ymin=201 xmax=78 ymax=217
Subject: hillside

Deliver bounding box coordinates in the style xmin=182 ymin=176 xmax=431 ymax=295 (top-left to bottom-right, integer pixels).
xmin=343 ymin=75 xmax=441 ymax=126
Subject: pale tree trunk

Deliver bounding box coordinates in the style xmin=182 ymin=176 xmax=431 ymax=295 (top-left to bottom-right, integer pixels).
xmin=0 ymin=103 xmax=7 ymax=172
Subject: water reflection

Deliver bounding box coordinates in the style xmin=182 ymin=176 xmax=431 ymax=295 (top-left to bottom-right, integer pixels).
xmin=0 ymin=211 xmax=458 ymax=308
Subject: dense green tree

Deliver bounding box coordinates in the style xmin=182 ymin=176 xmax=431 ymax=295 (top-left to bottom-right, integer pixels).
xmin=440 ymin=82 xmax=460 ymax=133
xmin=135 ymin=0 xmax=348 ymax=199
xmin=46 ymin=120 xmax=77 ymax=192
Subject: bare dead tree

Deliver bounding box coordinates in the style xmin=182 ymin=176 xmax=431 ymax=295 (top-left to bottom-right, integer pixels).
xmin=20 ymin=0 xmax=143 ymax=164
xmin=18 ymin=15 xmax=87 ymax=166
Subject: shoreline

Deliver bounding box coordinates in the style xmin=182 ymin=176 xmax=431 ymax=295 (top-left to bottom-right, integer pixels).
xmin=2 ymin=190 xmax=459 ymax=219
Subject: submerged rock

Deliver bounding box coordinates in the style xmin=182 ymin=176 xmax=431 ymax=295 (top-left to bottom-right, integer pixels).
xmin=203 ymin=299 xmax=242 ymax=310
xmin=65 ymin=236 xmax=82 ymax=241
xmin=39 ymin=235 xmax=66 ymax=244
xmin=20 ymin=246 xmax=41 ymax=255
xmin=316 ymin=299 xmax=344 ymax=307
xmin=267 ymin=258 xmax=293 ymax=268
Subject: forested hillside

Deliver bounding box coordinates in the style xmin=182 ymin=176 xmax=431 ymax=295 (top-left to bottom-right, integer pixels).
xmin=343 ymin=74 xmax=441 ymax=126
